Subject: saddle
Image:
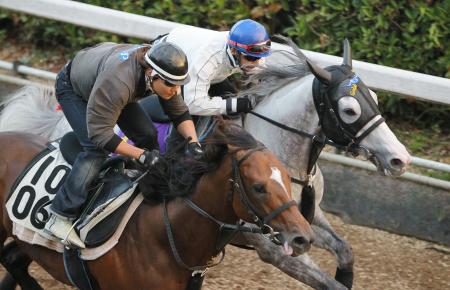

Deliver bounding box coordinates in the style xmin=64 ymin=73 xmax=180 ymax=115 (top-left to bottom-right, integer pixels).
xmin=59 ymin=132 xmax=140 ymax=247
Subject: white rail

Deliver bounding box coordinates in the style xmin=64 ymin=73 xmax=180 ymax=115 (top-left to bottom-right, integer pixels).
xmin=0 ymin=60 xmax=57 ymax=80
xmin=320 ymin=153 xmax=450 ymax=191
xmin=0 ymin=0 xmax=449 ymax=105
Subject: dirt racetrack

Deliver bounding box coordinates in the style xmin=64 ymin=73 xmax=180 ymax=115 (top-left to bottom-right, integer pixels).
xmin=1 ymin=213 xmax=448 ymax=290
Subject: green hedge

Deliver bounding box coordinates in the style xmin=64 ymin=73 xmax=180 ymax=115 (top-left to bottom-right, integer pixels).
xmin=0 ymin=0 xmax=448 ymax=129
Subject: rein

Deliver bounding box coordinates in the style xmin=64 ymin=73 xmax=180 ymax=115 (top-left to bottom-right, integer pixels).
xmin=248 ymin=111 xmax=327 ymax=186
xmin=249 ymin=111 xmax=346 ymax=150
xmin=162 ymin=146 xmax=296 ymax=275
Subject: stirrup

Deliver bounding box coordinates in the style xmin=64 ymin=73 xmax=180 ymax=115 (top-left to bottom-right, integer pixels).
xmin=61 ymin=219 xmax=83 ymax=249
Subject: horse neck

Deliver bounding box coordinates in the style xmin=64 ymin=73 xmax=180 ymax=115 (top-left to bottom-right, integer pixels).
xmin=140 ymin=156 xmax=237 ymax=269
xmin=246 ymin=74 xmax=320 ymax=181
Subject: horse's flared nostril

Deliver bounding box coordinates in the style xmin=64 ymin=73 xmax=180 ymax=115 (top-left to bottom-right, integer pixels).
xmin=291 ymin=236 xmax=311 ymax=255
xmin=390 ymin=158 xmax=405 ymax=169
xmin=292 ymin=236 xmax=309 ymax=247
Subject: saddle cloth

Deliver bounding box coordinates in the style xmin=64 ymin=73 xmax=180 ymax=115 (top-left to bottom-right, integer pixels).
xmin=6 ymin=142 xmax=144 ymax=260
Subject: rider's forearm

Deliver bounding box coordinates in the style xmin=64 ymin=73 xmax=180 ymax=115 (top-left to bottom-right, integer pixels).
xmin=176 ymin=120 xmax=199 ymax=143
xmin=186 ymin=96 xmax=228 ymax=115
xmin=114 ymin=141 xmax=145 ymax=159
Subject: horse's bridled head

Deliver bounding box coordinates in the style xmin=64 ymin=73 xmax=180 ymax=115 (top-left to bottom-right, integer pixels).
xmin=234 ymin=150 xmax=314 ymax=256
xmin=310 ymin=59 xmax=411 ymax=177
xmin=327 ymin=67 xmax=411 ymax=176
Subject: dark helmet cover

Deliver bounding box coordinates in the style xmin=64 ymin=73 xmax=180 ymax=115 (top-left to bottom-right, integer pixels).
xmin=144 ymin=42 xmax=190 ymax=85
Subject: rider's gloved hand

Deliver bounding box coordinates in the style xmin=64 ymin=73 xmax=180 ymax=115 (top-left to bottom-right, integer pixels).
xmin=185 ymin=142 xmax=204 ymax=160
xmin=226 ymin=96 xmax=253 ymax=115
xmin=236 ymin=97 xmax=253 ymax=113
xmin=138 ymin=149 xmax=160 ymax=168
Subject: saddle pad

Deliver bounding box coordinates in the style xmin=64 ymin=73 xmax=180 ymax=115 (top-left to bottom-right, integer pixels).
xmin=7 ymin=144 xmax=145 ymax=258
xmin=12 ymin=194 xmax=144 ymax=260
xmin=6 ymin=143 xmax=70 ymax=238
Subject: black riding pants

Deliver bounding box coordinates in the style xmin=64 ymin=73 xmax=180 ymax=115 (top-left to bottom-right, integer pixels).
xmin=51 ymin=63 xmax=158 ymax=219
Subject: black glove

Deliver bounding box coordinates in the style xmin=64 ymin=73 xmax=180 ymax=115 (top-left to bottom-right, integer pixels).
xmin=185 ymin=142 xmax=204 ymax=160
xmin=138 ymin=149 xmax=161 ymax=168
xmin=236 ymin=97 xmax=253 ymax=113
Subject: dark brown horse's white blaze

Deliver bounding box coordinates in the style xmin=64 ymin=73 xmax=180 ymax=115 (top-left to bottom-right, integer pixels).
xmin=0 ymin=120 xmax=313 ymax=290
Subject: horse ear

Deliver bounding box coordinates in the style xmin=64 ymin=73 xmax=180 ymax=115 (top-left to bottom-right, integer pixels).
xmin=342 ymin=38 xmax=352 ymax=69
xmin=306 ymin=58 xmax=332 ymax=85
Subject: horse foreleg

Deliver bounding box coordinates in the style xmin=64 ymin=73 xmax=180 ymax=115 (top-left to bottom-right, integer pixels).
xmin=243 ymin=233 xmax=348 ymax=290
xmin=0 ymin=241 xmax=43 ymax=290
xmin=309 ymin=168 xmax=354 ymax=289
xmin=311 ymin=208 xmax=354 ymax=289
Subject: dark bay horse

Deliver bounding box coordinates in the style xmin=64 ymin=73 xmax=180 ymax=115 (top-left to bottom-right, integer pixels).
xmin=0 ymin=119 xmax=313 ymax=289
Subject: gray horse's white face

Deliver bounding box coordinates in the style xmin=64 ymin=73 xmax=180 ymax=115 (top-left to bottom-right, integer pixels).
xmin=337 ymin=89 xmax=411 ymax=176
xmin=359 ymin=90 xmax=410 ymax=176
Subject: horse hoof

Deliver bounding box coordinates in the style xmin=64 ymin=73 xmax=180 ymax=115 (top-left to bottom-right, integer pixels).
xmin=335 ymin=267 xmax=353 ymax=289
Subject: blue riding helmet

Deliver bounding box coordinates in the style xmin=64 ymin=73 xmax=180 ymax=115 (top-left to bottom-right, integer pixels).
xmin=227 ymin=19 xmax=272 ymax=58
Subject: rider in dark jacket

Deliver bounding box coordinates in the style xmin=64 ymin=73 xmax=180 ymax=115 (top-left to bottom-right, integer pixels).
xmin=45 ymin=42 xmax=201 ymax=248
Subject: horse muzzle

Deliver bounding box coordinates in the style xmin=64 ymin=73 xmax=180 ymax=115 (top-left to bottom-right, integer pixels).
xmin=276 ymin=231 xmax=314 ymax=257
xmin=370 ymin=148 xmax=410 ymax=177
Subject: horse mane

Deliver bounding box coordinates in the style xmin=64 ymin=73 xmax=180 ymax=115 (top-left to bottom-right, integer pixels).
xmin=238 ymin=35 xmax=311 ymax=104
xmin=141 ymin=117 xmax=259 ymax=199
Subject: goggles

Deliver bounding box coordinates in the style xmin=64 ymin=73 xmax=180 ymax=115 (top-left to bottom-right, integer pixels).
xmin=228 ymin=39 xmax=271 ymax=54
xmin=242 ymin=54 xmax=261 ymax=62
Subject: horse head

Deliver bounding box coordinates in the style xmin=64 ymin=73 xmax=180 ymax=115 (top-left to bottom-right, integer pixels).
xmin=306 ymin=39 xmax=411 ymax=176
xmin=204 ymin=120 xmax=314 ymax=256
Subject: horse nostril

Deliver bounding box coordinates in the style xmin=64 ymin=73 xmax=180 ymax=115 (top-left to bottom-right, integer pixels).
xmin=292 ymin=236 xmax=309 ymax=247
xmin=390 ymin=158 xmax=404 ymax=169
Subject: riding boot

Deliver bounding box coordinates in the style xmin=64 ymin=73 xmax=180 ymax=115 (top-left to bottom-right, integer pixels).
xmin=45 ymin=214 xmax=86 ymax=249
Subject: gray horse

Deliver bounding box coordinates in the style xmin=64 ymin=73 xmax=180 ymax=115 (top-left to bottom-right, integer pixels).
xmin=238 ymin=37 xmax=410 ymax=289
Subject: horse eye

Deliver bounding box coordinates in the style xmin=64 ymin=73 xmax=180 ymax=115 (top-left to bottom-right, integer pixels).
xmin=253 ymin=183 xmax=267 ymax=194
xmin=344 ymin=108 xmax=357 ymax=116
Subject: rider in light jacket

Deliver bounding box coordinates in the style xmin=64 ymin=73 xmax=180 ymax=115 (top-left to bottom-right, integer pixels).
xmin=141 ymin=19 xmax=272 ymax=148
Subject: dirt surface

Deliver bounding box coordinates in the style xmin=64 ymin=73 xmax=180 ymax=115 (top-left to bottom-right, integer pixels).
xmin=0 ymin=213 xmax=448 ymax=290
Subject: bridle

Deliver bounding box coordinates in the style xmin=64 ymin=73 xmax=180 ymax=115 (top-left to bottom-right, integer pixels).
xmin=228 ymin=147 xmax=296 ymax=242
xmin=162 ymin=145 xmax=296 ymax=275
xmin=312 ymin=65 xmax=385 ymax=150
